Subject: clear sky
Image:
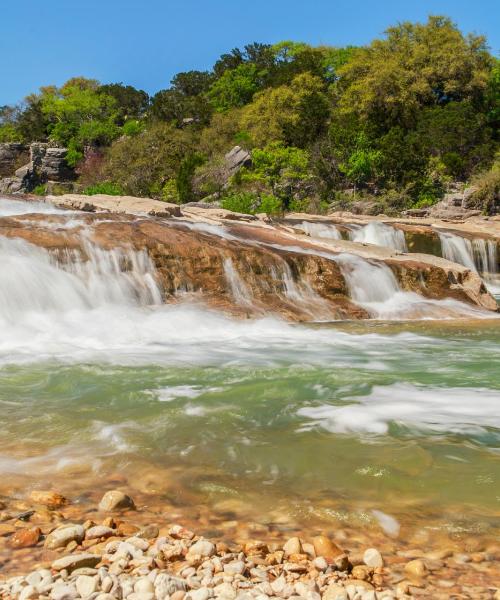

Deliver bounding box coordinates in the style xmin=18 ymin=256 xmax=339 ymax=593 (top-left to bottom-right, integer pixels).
xmin=1 ymin=0 xmax=499 ymax=106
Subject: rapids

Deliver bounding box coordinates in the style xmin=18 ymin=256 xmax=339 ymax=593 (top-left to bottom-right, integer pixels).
xmin=0 ymin=196 xmax=499 ymax=553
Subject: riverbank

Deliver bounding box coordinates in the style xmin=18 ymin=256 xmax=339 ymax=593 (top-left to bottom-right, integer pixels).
xmin=1 ymin=488 xmax=499 ymax=600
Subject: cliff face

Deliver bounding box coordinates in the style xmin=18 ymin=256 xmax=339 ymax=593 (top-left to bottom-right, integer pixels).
xmin=0 ymin=194 xmax=497 ymax=320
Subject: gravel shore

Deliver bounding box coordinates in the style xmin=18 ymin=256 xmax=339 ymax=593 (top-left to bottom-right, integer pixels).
xmin=1 ymin=490 xmax=499 ymax=600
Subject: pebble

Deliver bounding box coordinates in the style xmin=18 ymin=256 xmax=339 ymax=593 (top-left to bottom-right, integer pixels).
xmin=404 ymin=558 xmax=427 ymax=578
xmin=283 ymin=537 xmax=302 ymax=557
xmin=312 ymin=536 xmax=343 ymax=560
xmin=75 ymin=574 xmax=98 ymax=597
xmin=52 ymin=553 xmax=101 ymax=572
xmin=9 ymin=526 xmax=41 ymax=548
xmin=29 ymin=490 xmax=67 ymax=508
xmin=188 ymin=539 xmax=216 ymax=558
xmin=98 ymin=490 xmax=135 ymax=512
xmin=45 ymin=524 xmax=85 ymax=550
xmin=363 ymin=548 xmax=383 ymax=568
xmin=322 ymin=583 xmax=348 ymax=600
xmin=85 ymin=525 xmax=114 ymax=540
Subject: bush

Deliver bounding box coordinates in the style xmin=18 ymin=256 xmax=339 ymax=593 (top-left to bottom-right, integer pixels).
xmin=469 ymin=157 xmax=500 ymax=214
xmin=84 ymin=182 xmax=124 ymax=196
xmin=221 ymin=192 xmax=259 ymax=214
xmin=33 ymin=184 xmax=47 ymax=196
xmin=259 ymin=194 xmax=283 ymax=215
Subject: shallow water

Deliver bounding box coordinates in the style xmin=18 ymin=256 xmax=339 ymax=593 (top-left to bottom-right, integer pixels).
xmin=1 ymin=197 xmax=499 ymax=553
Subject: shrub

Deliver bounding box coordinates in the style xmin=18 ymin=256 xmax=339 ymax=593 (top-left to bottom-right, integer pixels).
xmin=259 ymin=194 xmax=283 ymax=215
xmin=33 ymin=184 xmax=47 ymax=196
xmin=221 ymin=192 xmax=259 ymax=214
xmin=84 ymin=182 xmax=124 ymax=196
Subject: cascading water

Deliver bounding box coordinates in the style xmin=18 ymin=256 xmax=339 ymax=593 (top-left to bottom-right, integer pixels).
xmin=439 ymin=232 xmax=500 ymax=297
xmin=295 ymin=221 xmax=341 ymax=240
xmin=349 ymin=222 xmax=408 ymax=252
xmin=223 ymin=258 xmax=253 ymax=306
xmin=335 ymin=253 xmax=490 ymax=319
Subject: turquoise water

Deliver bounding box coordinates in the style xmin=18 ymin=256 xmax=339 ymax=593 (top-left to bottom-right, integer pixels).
xmin=2 ymin=314 xmax=499 ymax=537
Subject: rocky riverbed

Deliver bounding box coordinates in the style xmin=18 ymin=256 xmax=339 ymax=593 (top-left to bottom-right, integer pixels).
xmin=1 ymin=489 xmax=499 ymax=600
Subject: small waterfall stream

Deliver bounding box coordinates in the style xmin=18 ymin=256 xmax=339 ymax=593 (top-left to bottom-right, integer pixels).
xmin=349 ymin=222 xmax=408 ymax=252
xmin=439 ymin=232 xmax=499 ymax=296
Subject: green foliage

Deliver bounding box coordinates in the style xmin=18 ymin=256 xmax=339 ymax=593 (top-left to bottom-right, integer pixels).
xmin=33 ymin=184 xmax=47 ymax=196
xmin=84 ymin=182 xmax=124 ymax=196
xmin=121 ymin=119 xmax=144 ymax=136
xmin=102 ymin=123 xmax=196 ymax=197
xmin=176 ymin=153 xmax=205 ymax=203
xmin=221 ymin=192 xmax=259 ymax=214
xmin=241 ymin=72 xmax=329 ymax=147
xmin=337 ymin=16 xmax=492 ymax=130
xmin=469 ymin=155 xmax=500 ymax=213
xmin=208 ymin=64 xmax=263 ymax=112
xmin=2 ymin=17 xmax=498 ymax=214
xmin=259 ymin=194 xmax=283 ymax=215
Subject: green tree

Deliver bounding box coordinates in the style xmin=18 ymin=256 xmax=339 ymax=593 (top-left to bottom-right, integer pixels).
xmin=208 ymin=64 xmax=263 ymax=112
xmin=337 ymin=16 xmax=492 ymax=129
xmin=241 ymin=73 xmax=329 ymax=147
xmin=98 ymin=83 xmax=149 ymax=123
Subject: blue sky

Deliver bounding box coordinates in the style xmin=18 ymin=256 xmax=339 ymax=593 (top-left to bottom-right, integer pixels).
xmin=1 ymin=0 xmax=498 ymax=105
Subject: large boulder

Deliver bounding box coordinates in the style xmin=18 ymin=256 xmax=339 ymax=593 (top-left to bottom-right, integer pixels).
xmin=225 ymin=146 xmax=251 ymax=173
xmin=0 ymin=143 xmax=28 ymax=177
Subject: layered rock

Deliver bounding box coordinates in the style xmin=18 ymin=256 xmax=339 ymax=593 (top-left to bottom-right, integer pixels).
xmin=1 ymin=194 xmax=498 ymax=318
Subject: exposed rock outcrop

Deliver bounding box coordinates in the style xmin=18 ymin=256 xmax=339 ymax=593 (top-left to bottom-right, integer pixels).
xmin=0 ymin=143 xmax=28 ymax=177
xmin=1 ymin=194 xmax=497 ymax=318
xmin=225 ymin=145 xmax=251 ymax=174
xmin=0 ymin=143 xmax=75 ymax=193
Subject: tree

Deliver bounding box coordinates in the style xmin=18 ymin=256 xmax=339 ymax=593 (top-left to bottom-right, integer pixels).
xmin=241 ymin=73 xmax=330 ymax=147
xmin=98 ymin=83 xmax=149 ymax=123
xmin=337 ymin=16 xmax=493 ymax=130
xmin=208 ymin=64 xmax=263 ymax=112
xmin=102 ymin=123 xmax=197 ymax=197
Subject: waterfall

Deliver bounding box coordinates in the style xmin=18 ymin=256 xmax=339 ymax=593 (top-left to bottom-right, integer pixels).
xmin=335 ymin=253 xmax=489 ymax=319
xmin=223 ymin=258 xmax=253 ymax=306
xmin=439 ymin=232 xmax=499 ymax=297
xmin=349 ymin=222 xmax=408 ymax=252
xmin=0 ymin=236 xmax=162 ymax=322
xmin=296 ymin=221 xmax=341 ymax=240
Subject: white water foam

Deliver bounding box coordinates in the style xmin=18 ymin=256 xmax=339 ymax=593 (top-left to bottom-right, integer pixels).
xmin=297 ymin=383 xmax=500 ymax=436
xmin=335 ymin=253 xmax=490 ymax=320
xmin=296 ymin=221 xmax=342 ymax=240
xmin=349 ymin=222 xmax=407 ymax=252
xmin=0 ymin=196 xmax=72 ymax=216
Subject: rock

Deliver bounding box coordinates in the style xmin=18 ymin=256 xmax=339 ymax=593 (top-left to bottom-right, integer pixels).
xmin=98 ymin=490 xmax=135 ymax=512
xmin=45 ymin=524 xmax=85 ymax=549
xmin=29 ymin=490 xmax=67 ymax=507
xmin=0 ymin=142 xmax=28 ymax=176
xmin=50 ymin=582 xmax=79 ymax=600
xmin=19 ymin=586 xmax=39 ymax=600
xmin=75 ymin=575 xmax=98 ymax=597
xmin=322 ymin=583 xmax=348 ymax=600
xmin=312 ymin=536 xmax=344 ymax=561
xmin=135 ymin=578 xmax=155 ymax=594
xmin=85 ymin=525 xmax=114 ymax=539
xmin=213 ymin=582 xmax=236 ymax=599
xmin=312 ymin=556 xmax=328 ymax=571
xmin=51 ymin=553 xmax=101 ymax=572
xmin=187 ymin=539 xmax=216 ymax=558
xmin=363 ymin=548 xmax=384 ymax=568
xmin=188 ymin=588 xmax=212 ymax=600
xmin=225 ymin=146 xmax=252 ymax=173
xmin=138 ymin=524 xmax=159 ymax=539
xmin=223 ymin=561 xmax=245 ymax=575
xmin=9 ymin=526 xmax=41 ymax=548
xmin=404 ymin=558 xmax=427 ymax=578
xmin=283 ymin=537 xmax=302 ymax=557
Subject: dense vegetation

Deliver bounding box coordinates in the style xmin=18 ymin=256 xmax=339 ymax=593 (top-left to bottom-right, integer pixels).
xmin=1 ymin=16 xmax=499 ymax=214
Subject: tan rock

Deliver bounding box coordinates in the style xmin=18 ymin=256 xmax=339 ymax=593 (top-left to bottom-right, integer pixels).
xmin=98 ymin=490 xmax=135 ymax=512
xmin=404 ymin=558 xmax=427 ymax=577
xmin=9 ymin=527 xmax=41 ymax=548
xmin=44 ymin=524 xmax=85 ymax=549
xmin=312 ymin=535 xmax=344 ymax=561
xmin=283 ymin=536 xmax=302 ymax=557
xmin=29 ymin=490 xmax=67 ymax=508
xmin=322 ymin=583 xmax=348 ymax=600
xmin=51 ymin=552 xmax=100 ymax=572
